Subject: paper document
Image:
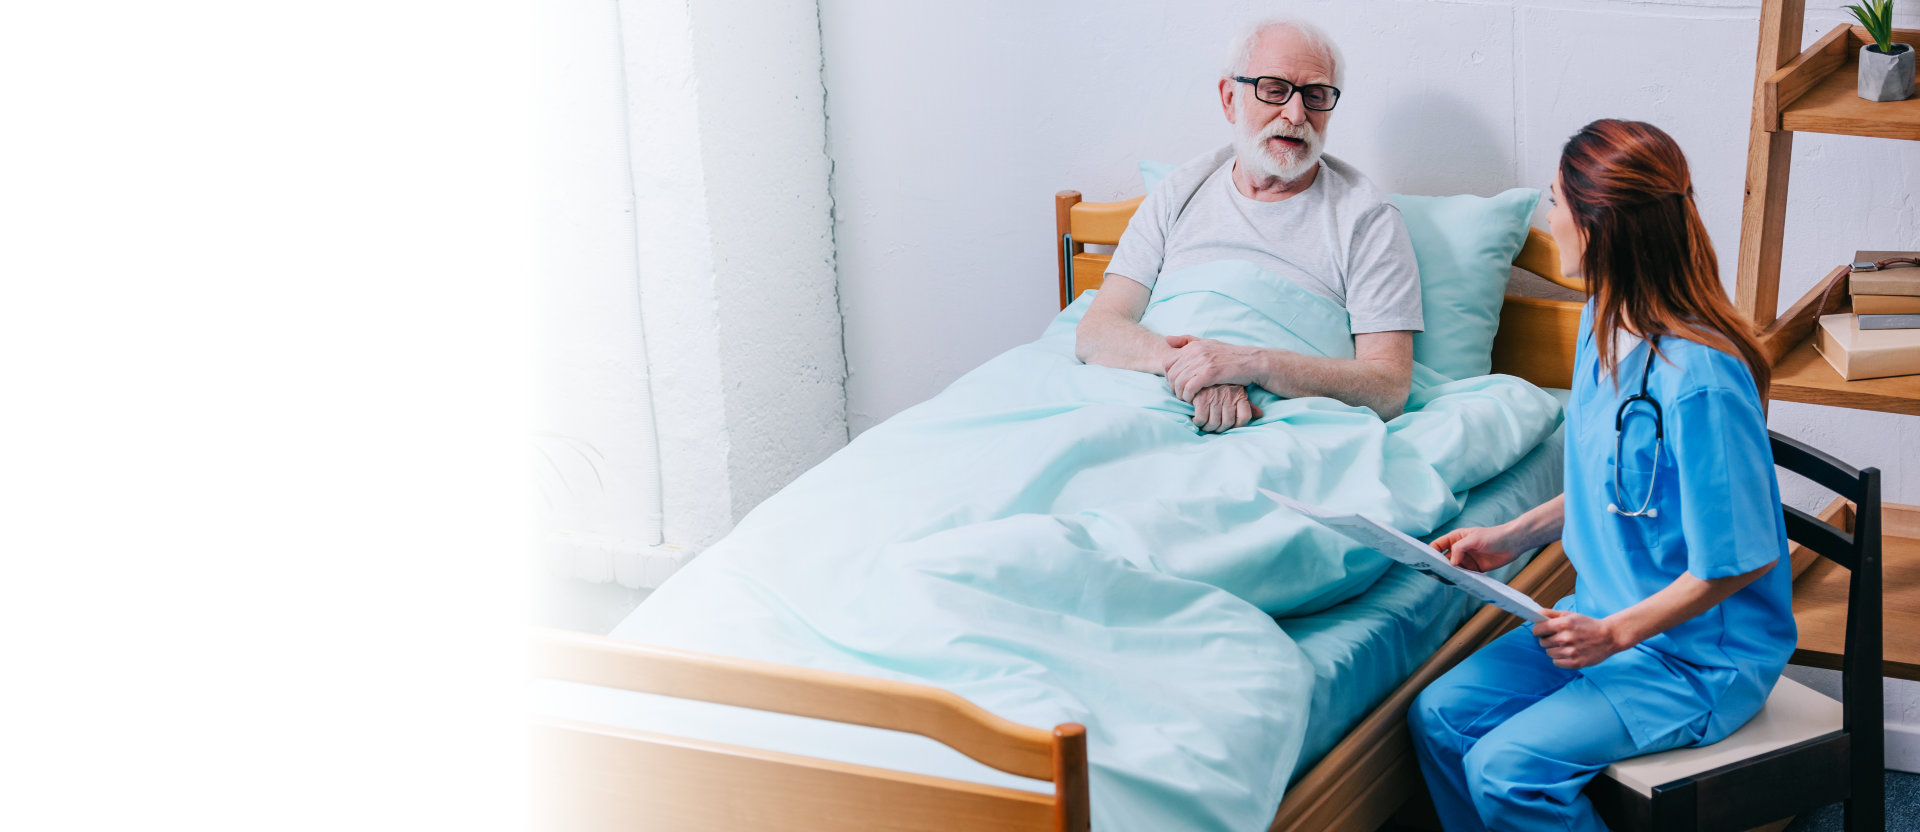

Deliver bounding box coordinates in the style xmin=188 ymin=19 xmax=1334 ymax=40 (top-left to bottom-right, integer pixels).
xmin=1264 ymin=490 xmax=1546 ymax=623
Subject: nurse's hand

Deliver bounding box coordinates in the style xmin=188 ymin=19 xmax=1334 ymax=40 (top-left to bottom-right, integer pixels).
xmin=1532 ymin=609 xmax=1628 ymax=669
xmin=1430 ymin=526 xmax=1520 ymax=572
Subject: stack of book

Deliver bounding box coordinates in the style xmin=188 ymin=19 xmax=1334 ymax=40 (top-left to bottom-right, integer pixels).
xmin=1816 ymin=250 xmax=1920 ymax=380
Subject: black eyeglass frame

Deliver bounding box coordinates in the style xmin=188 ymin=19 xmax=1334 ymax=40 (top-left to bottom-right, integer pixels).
xmin=1231 ymin=75 xmax=1341 ymax=111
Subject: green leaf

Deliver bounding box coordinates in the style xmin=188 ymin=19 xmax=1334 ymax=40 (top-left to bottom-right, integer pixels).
xmin=1849 ymin=0 xmax=1896 ymax=52
xmin=1847 ymin=3 xmax=1875 ymax=33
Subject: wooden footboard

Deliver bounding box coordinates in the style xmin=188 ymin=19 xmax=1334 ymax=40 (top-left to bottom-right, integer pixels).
xmin=1268 ymin=541 xmax=1578 ymax=832
xmin=530 ymin=631 xmax=1090 ymax=832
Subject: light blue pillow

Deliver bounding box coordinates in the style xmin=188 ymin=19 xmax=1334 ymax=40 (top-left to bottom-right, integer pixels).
xmin=1139 ymin=159 xmax=1177 ymax=194
xmin=1389 ymin=189 xmax=1539 ymax=380
xmin=1135 ymin=160 xmax=1536 ymax=380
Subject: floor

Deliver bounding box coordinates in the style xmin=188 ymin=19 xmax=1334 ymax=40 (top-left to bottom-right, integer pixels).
xmin=1782 ymin=769 xmax=1920 ymax=831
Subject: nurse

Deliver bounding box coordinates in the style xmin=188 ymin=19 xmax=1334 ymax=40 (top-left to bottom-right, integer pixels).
xmin=1407 ymin=119 xmax=1796 ymax=832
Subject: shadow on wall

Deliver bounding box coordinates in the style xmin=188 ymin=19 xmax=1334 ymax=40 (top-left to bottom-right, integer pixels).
xmin=1370 ymin=91 xmax=1510 ymax=197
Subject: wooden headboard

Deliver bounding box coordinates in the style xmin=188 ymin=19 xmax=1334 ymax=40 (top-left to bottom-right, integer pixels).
xmin=1052 ymin=190 xmax=1589 ymax=390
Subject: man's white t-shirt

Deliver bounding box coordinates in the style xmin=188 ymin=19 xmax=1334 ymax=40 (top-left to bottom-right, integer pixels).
xmin=1106 ymin=147 xmax=1424 ymax=335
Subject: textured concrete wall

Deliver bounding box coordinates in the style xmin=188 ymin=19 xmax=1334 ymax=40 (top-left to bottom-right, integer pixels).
xmin=540 ymin=0 xmax=846 ymax=598
xmin=620 ymin=0 xmax=733 ymax=567
xmin=620 ymin=0 xmax=848 ymax=560
xmin=822 ymin=0 xmax=1920 ymax=764
xmin=535 ymin=0 xmax=666 ymax=586
xmin=681 ymin=0 xmax=849 ymax=523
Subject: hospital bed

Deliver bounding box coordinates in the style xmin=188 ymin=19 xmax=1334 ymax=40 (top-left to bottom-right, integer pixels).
xmin=531 ymin=191 xmax=1590 ymax=832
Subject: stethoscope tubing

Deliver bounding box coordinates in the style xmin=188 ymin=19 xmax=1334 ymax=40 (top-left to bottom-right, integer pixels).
xmin=1608 ymin=335 xmax=1663 ymax=519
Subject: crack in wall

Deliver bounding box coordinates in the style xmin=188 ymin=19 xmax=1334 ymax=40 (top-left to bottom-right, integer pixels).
xmin=816 ymin=0 xmax=853 ymax=446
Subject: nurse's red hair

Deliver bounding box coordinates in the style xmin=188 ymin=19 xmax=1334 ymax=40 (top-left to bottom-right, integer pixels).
xmin=1558 ymin=119 xmax=1769 ymax=396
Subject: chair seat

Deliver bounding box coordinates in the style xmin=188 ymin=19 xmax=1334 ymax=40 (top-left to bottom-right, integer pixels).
xmin=1603 ymin=676 xmax=1843 ymax=796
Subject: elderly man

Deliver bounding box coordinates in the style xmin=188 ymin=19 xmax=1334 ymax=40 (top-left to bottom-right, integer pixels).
xmin=1075 ymin=17 xmax=1422 ymax=428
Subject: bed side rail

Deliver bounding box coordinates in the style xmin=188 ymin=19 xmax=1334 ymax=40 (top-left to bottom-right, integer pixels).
xmin=531 ymin=629 xmax=1091 ymax=832
xmin=534 ymin=629 xmax=1062 ymax=779
xmin=533 ymin=716 xmax=1057 ymax=832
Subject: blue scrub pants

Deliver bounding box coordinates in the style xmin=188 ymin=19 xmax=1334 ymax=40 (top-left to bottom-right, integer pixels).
xmin=1409 ymin=626 xmax=1700 ymax=832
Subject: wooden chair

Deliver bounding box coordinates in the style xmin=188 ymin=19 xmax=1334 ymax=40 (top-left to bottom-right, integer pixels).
xmin=1586 ymin=431 xmax=1883 ymax=832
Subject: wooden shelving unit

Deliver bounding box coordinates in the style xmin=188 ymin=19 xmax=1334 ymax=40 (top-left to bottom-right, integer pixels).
xmin=1752 ymin=264 xmax=1920 ymax=416
xmin=1764 ymin=25 xmax=1920 ymax=142
xmin=1738 ymin=2 xmax=1920 ymax=680
xmin=1772 ymin=341 xmax=1920 ymax=416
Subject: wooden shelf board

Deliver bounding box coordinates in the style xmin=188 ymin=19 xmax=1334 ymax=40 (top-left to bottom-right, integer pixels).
xmin=1770 ymin=339 xmax=1920 ymax=417
xmin=1792 ymin=503 xmax=1920 ymax=681
xmin=1770 ymin=27 xmax=1920 ymax=142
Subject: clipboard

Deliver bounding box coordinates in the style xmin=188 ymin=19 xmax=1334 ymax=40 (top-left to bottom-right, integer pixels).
xmin=1264 ymin=490 xmax=1547 ymax=623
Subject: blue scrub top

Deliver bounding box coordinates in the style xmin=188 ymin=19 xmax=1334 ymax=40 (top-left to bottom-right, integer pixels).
xmin=1561 ymin=303 xmax=1796 ymax=748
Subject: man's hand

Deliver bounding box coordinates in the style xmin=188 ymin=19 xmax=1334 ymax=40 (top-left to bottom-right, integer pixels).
xmin=1531 ymin=609 xmax=1628 ymax=669
xmin=1429 ymin=525 xmax=1523 ymax=573
xmin=1190 ymin=385 xmax=1263 ymax=433
xmin=1164 ymin=335 xmax=1266 ymax=401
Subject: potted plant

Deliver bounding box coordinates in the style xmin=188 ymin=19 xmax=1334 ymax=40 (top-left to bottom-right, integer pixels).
xmin=1850 ymin=0 xmax=1914 ymax=102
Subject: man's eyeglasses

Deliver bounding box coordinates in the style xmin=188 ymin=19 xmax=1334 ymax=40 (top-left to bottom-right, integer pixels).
xmin=1232 ymin=76 xmax=1340 ymax=111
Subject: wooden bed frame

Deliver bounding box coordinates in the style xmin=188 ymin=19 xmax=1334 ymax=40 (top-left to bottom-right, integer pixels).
xmin=530 ymin=191 xmax=1590 ymax=832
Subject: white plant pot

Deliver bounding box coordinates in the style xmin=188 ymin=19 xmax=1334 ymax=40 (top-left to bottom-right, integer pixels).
xmin=1858 ymin=43 xmax=1916 ymax=103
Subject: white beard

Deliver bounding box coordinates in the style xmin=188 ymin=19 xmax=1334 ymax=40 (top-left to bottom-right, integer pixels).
xmin=1233 ymin=103 xmax=1324 ymax=184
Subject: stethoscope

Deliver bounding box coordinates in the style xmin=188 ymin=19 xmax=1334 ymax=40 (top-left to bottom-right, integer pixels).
xmin=1607 ymin=335 xmax=1662 ymax=518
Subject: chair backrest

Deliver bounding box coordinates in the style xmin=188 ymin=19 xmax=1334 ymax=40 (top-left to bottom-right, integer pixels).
xmin=1768 ymin=430 xmax=1882 ymax=783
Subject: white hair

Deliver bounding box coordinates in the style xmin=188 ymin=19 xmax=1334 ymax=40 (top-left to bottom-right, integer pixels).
xmin=1222 ymin=16 xmax=1343 ymax=89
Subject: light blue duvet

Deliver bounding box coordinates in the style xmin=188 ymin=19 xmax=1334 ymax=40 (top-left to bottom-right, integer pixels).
xmin=610 ymin=261 xmax=1561 ymax=831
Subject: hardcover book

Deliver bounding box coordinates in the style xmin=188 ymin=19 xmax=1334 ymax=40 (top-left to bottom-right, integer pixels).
xmin=1859 ymin=314 xmax=1920 ymax=331
xmin=1850 ymin=250 xmax=1920 ymax=297
xmin=1816 ymin=314 xmax=1920 ymax=380
xmin=1852 ymin=294 xmax=1920 ymax=315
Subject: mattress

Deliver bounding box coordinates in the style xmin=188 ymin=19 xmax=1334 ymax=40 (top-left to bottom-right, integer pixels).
xmin=536 ymin=389 xmax=1571 ymax=796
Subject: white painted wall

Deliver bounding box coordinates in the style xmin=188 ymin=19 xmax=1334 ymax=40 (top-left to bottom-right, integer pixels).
xmin=665 ymin=0 xmax=848 ymax=525
xmin=822 ymin=0 xmax=1920 ymax=762
xmin=536 ymin=0 xmax=847 ymax=621
xmin=534 ymin=0 xmax=666 ymax=587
